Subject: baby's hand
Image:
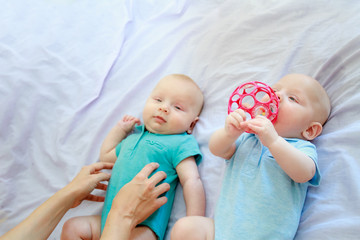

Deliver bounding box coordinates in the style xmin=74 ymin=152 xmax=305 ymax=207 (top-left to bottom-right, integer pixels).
xmin=225 ymin=109 xmax=247 ymax=137
xmin=117 ymin=115 xmax=141 ymax=134
xmin=242 ymin=115 xmax=279 ymax=147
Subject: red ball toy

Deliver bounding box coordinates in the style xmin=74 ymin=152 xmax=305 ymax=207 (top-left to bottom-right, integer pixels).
xmin=228 ymin=81 xmax=279 ymax=123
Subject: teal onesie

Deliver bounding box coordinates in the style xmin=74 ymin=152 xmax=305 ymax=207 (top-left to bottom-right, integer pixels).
xmin=101 ymin=125 xmax=202 ymax=240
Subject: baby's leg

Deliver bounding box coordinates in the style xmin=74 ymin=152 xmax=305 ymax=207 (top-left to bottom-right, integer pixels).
xmin=171 ymin=216 xmax=214 ymax=240
xmin=131 ymin=226 xmax=157 ymax=240
xmin=61 ymin=215 xmax=101 ymax=240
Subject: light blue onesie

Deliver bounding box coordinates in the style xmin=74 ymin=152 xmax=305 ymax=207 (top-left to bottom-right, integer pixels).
xmin=101 ymin=125 xmax=202 ymax=240
xmin=214 ymin=133 xmax=320 ymax=240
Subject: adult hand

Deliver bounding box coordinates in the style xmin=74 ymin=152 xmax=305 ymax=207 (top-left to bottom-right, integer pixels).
xmin=64 ymin=162 xmax=114 ymax=208
xmin=112 ymin=162 xmax=170 ymax=226
xmin=101 ymin=162 xmax=170 ymax=239
xmin=0 ymin=162 xmax=114 ymax=240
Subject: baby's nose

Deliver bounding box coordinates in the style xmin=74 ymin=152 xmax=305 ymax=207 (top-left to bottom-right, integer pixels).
xmin=276 ymin=92 xmax=281 ymax=102
xmin=159 ymin=105 xmax=169 ymax=113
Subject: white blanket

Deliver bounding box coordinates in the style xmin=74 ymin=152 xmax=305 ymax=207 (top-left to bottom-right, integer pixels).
xmin=1 ymin=1 xmax=360 ymax=239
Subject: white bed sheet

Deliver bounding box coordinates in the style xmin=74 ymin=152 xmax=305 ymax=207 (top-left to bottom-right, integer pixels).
xmin=1 ymin=1 xmax=360 ymax=239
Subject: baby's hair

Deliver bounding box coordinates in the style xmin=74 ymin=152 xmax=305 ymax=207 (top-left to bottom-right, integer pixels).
xmin=167 ymin=74 xmax=204 ymax=115
xmin=171 ymin=74 xmax=198 ymax=87
xmin=311 ymin=78 xmax=331 ymax=126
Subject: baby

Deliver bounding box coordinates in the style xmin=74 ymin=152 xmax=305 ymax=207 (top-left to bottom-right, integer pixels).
xmin=61 ymin=74 xmax=205 ymax=240
xmin=171 ymin=73 xmax=331 ymax=240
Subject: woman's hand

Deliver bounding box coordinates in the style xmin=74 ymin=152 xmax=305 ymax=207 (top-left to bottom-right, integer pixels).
xmin=0 ymin=162 xmax=114 ymax=240
xmin=64 ymin=162 xmax=114 ymax=208
xmin=101 ymin=162 xmax=170 ymax=239
xmin=112 ymin=162 xmax=170 ymax=226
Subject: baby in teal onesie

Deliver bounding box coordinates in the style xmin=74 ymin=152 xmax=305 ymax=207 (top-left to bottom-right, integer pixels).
xmin=171 ymin=74 xmax=331 ymax=240
xmin=62 ymin=74 xmax=205 ymax=240
xmin=101 ymin=125 xmax=202 ymax=239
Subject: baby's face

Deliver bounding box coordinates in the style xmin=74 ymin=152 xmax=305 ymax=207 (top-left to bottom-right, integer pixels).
xmin=271 ymin=74 xmax=325 ymax=139
xmin=143 ymin=75 xmax=203 ymax=135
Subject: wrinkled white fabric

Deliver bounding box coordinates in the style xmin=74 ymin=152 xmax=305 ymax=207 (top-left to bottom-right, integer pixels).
xmin=1 ymin=1 xmax=360 ymax=239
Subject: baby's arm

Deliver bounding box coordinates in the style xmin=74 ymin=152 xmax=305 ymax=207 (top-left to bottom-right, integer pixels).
xmin=99 ymin=115 xmax=141 ymax=163
xmin=209 ymin=109 xmax=247 ymax=160
xmin=244 ymin=116 xmax=316 ymax=183
xmin=176 ymin=157 xmax=205 ymax=216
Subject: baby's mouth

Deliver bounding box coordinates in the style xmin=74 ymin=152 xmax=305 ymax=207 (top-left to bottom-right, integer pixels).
xmin=154 ymin=116 xmax=166 ymax=123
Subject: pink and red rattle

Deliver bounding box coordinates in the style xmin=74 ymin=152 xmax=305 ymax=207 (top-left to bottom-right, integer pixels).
xmin=228 ymin=81 xmax=279 ymax=123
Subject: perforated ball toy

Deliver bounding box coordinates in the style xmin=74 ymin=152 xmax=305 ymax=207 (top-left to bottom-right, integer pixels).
xmin=228 ymin=81 xmax=279 ymax=123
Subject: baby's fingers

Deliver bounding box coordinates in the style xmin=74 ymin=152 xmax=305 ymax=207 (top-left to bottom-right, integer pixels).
xmin=232 ymin=109 xmax=247 ymax=121
xmin=239 ymin=122 xmax=255 ymax=134
xmin=243 ymin=122 xmax=260 ymax=133
xmin=227 ymin=116 xmax=242 ymax=129
xmin=229 ymin=111 xmax=246 ymax=129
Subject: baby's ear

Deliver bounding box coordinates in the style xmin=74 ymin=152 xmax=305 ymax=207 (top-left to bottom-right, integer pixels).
xmin=186 ymin=117 xmax=199 ymax=134
xmin=302 ymin=122 xmax=323 ymax=140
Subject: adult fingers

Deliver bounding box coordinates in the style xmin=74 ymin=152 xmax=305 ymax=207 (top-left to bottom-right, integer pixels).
xmin=89 ymin=162 xmax=114 ymax=173
xmin=95 ymin=182 xmax=108 ymax=191
xmin=92 ymin=171 xmax=112 ymax=184
xmin=154 ymin=196 xmax=168 ymax=208
xmin=136 ymin=162 xmax=160 ymax=179
xmin=154 ymin=182 xmax=170 ymax=197
xmin=80 ymin=162 xmax=113 ymax=177
xmin=85 ymin=194 xmax=105 ymax=202
xmin=148 ymin=170 xmax=167 ymax=187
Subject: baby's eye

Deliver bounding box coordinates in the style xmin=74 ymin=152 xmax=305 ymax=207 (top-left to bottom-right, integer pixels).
xmin=175 ymin=106 xmax=182 ymax=110
xmin=289 ymin=96 xmax=298 ymax=102
xmin=155 ymin=98 xmax=162 ymax=102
